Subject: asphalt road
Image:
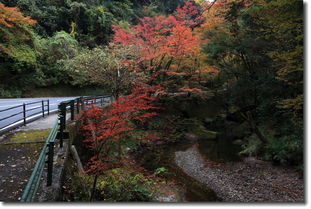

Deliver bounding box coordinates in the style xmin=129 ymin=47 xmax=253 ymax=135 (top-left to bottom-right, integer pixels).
xmin=0 ymin=97 xmax=78 ymax=133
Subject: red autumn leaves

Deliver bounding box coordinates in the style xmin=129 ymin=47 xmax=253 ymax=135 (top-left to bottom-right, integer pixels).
xmin=80 ymin=1 xmax=207 ymax=175
xmin=80 ymin=85 xmax=161 ymax=175
xmin=112 ymin=1 xmax=202 ymax=77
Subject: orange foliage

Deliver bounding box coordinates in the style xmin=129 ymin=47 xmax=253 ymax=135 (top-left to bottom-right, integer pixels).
xmin=179 ymin=85 xmax=202 ymax=93
xmin=196 ymin=66 xmax=219 ymax=74
xmin=112 ymin=1 xmax=221 ymax=91
xmin=0 ymin=3 xmax=36 ymax=28
xmin=166 ymin=24 xmax=200 ymax=59
xmin=112 ymin=1 xmax=204 ymax=86
xmin=166 ymin=71 xmax=187 ymax=76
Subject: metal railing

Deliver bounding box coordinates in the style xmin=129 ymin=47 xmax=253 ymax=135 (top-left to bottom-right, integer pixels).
xmin=0 ymin=100 xmax=49 ymax=134
xmin=20 ymin=120 xmax=58 ymax=202
xmin=20 ymin=96 xmax=111 ymax=202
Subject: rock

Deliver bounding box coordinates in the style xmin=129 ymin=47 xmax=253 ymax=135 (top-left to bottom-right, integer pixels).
xmin=154 ymin=184 xmax=184 ymax=202
xmin=156 ymin=194 xmax=178 ymax=202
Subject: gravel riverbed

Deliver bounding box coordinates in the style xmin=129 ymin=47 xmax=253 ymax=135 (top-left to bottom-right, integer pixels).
xmin=175 ymin=144 xmax=304 ymax=203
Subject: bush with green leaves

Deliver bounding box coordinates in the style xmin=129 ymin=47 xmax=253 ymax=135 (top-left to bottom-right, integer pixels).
xmin=36 ymin=31 xmax=80 ymax=86
xmin=264 ymin=134 xmax=303 ymax=166
xmin=95 ymin=168 xmax=156 ymax=202
xmin=239 ymin=134 xmax=262 ymax=157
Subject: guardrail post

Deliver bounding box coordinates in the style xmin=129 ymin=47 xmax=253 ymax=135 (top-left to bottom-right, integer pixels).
xmin=47 ymin=100 xmax=50 ymax=115
xmin=47 ymin=141 xmax=54 ymax=186
xmin=81 ymin=97 xmax=84 ymax=110
xmin=42 ymin=100 xmax=45 ymax=117
xmin=58 ymin=103 xmax=66 ymax=148
xmin=23 ymin=103 xmax=26 ymax=126
xmin=61 ymin=103 xmax=66 ymax=129
xmin=70 ymin=100 xmax=74 ymax=120
xmin=76 ymin=98 xmax=80 ymax=114
xmin=101 ymin=97 xmax=103 ymax=106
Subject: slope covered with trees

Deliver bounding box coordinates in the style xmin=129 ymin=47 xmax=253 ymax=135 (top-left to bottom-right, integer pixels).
xmin=0 ymin=0 xmax=304 ymax=202
xmin=0 ymin=0 xmax=189 ymax=97
xmin=199 ymin=0 xmax=303 ymax=166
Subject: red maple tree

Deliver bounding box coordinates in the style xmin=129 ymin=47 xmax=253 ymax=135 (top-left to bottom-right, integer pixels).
xmin=112 ymin=1 xmax=202 ymax=85
xmin=79 ymin=85 xmax=161 ymax=200
xmin=80 ymin=85 xmax=160 ymax=172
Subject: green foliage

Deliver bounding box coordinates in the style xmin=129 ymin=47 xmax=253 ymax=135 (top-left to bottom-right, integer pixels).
xmin=0 ymin=0 xmax=189 ymax=97
xmin=147 ymin=115 xmax=185 ymax=140
xmin=0 ymin=85 xmax=22 ymax=98
xmin=264 ymin=134 xmax=303 ymax=166
xmin=64 ymin=163 xmax=158 ymax=202
xmin=64 ymin=45 xmax=136 ymax=97
xmin=201 ymin=0 xmax=303 ymax=166
xmin=10 ymin=0 xmax=72 ymax=36
xmin=180 ymin=118 xmax=217 ymax=139
xmin=0 ymin=3 xmax=42 ymax=96
xmin=29 ymin=84 xmax=108 ymax=97
xmin=264 ymin=0 xmax=303 ymax=123
xmin=154 ymin=167 xmax=167 ymax=176
xmin=150 ymin=0 xmax=187 ymax=14
xmin=95 ymin=168 xmax=155 ymax=201
xmin=63 ymin=172 xmax=94 ymax=201
xmin=239 ymin=134 xmax=262 ymax=157
xmin=36 ymin=31 xmax=79 ymax=86
xmin=39 ymin=31 xmax=79 ymax=61
xmin=239 ymin=122 xmax=303 ymax=168
xmin=261 ymin=122 xmax=303 ymax=167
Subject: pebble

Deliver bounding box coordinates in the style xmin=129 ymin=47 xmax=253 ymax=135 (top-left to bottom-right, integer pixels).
xmin=175 ymin=144 xmax=304 ymax=202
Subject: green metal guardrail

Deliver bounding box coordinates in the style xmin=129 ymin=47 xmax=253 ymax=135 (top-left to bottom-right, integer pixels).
xmin=20 ymin=96 xmax=110 ymax=202
xmin=20 ymin=120 xmax=58 ymax=202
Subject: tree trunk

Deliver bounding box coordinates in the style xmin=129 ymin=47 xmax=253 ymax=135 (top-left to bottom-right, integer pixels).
xmin=241 ymin=111 xmax=268 ymax=143
xmin=90 ymin=175 xmax=98 ymax=201
xmin=70 ymin=145 xmax=84 ymax=174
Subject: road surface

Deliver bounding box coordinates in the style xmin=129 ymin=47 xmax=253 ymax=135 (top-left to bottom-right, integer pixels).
xmin=0 ymin=97 xmax=78 ymax=134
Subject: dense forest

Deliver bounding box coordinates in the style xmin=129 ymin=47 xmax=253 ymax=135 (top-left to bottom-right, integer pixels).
xmin=0 ymin=0 xmax=188 ymax=97
xmin=0 ymin=0 xmax=304 ymax=202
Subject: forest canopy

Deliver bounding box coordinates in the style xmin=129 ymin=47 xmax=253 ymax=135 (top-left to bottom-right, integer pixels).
xmin=0 ymin=0 xmax=304 ymax=167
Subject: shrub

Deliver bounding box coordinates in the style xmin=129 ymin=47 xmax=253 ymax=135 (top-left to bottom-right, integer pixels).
xmin=239 ymin=134 xmax=262 ymax=157
xmin=96 ymin=168 xmax=155 ymax=201
xmin=264 ymin=134 xmax=303 ymax=166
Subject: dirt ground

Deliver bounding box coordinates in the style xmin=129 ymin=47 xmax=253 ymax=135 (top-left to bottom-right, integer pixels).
xmin=0 ymin=114 xmax=57 ymax=202
xmin=0 ymin=143 xmax=42 ymax=201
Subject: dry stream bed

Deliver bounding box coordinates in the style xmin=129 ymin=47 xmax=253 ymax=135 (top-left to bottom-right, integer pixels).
xmin=135 ymin=136 xmax=304 ymax=202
